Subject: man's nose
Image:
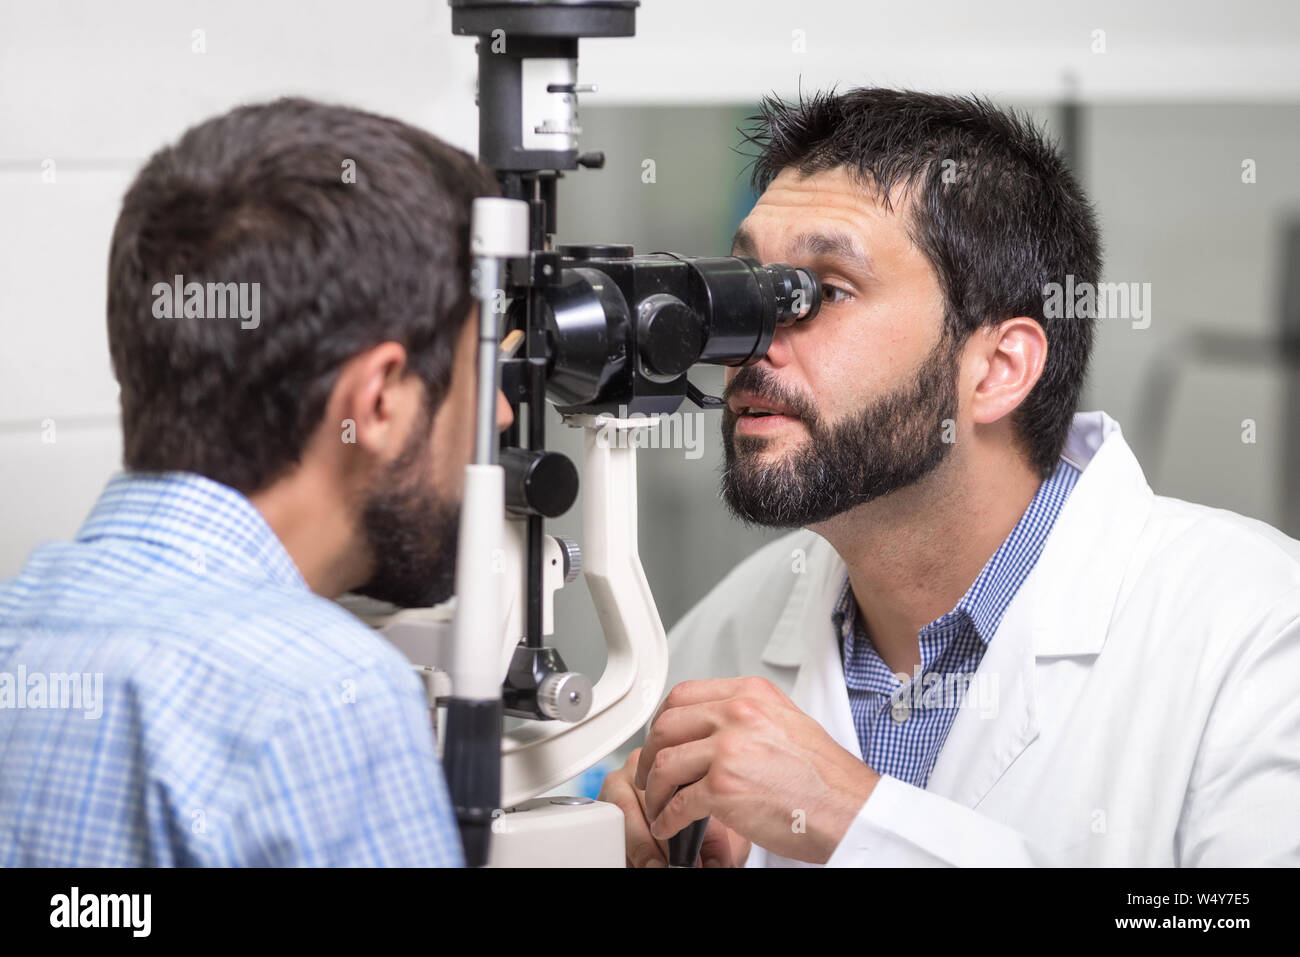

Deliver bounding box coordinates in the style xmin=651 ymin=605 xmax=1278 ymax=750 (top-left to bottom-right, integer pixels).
xmin=496 ymin=389 xmax=515 ymax=432
xmin=760 ymin=323 xmax=796 ymax=368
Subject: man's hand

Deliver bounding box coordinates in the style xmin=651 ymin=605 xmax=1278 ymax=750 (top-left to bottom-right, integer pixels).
xmin=635 ymin=677 xmax=881 ymax=864
xmin=598 ymin=747 xmax=751 ymax=867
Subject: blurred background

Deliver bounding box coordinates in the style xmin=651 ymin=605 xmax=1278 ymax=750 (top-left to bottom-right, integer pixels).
xmin=3 ymin=2 xmax=1300 ymax=786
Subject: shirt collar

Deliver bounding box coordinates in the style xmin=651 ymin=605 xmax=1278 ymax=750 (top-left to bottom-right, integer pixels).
xmin=833 ymin=456 xmax=1081 ymax=650
xmin=76 ymin=471 xmax=308 ymax=591
xmin=951 ymin=457 xmax=1081 ymax=644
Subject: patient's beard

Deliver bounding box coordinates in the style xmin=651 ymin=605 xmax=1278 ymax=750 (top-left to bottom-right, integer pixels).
xmin=354 ymin=404 xmax=460 ymax=608
xmin=720 ymin=332 xmax=961 ymax=528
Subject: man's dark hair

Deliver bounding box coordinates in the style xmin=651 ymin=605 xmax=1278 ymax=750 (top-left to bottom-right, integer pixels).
xmin=740 ymin=87 xmax=1101 ymax=477
xmin=107 ymin=97 xmax=498 ymax=493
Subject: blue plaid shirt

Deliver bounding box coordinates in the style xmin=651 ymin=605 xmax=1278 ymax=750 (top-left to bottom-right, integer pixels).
xmin=834 ymin=458 xmax=1080 ymax=789
xmin=0 ymin=471 xmax=463 ymax=866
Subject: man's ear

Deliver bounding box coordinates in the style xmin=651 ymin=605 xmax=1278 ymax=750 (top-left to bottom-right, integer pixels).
xmin=324 ymin=341 xmax=423 ymax=461
xmin=968 ymin=317 xmax=1048 ymax=427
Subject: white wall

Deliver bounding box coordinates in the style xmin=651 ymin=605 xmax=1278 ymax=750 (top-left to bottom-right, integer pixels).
xmin=584 ymin=0 xmax=1300 ymax=103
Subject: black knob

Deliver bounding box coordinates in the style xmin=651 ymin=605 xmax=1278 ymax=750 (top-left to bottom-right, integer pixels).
xmin=637 ymin=294 xmax=705 ymax=380
xmin=500 ymin=448 xmax=579 ymax=518
xmin=667 ymin=814 xmax=710 ymax=867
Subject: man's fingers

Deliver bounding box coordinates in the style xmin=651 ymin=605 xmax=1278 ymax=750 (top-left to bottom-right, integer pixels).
xmin=624 ymin=808 xmax=668 ymax=869
xmin=642 ymin=737 xmax=713 ymax=821
xmin=636 ymin=704 xmax=720 ymax=789
xmin=649 ymin=677 xmax=784 ymax=728
xmin=597 ymin=749 xmax=667 ymax=868
xmin=698 ymin=816 xmax=737 ymax=868
xmin=639 ymin=678 xmax=794 ymax=786
xmin=649 ymin=777 xmax=708 ymax=843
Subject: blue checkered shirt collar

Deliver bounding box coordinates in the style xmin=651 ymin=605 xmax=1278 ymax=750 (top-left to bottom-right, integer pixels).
xmin=833 ymin=458 xmax=1081 ymax=666
xmin=76 ymin=471 xmax=307 ymax=592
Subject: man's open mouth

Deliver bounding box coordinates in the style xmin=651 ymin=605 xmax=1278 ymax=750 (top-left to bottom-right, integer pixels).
xmin=738 ymin=406 xmax=798 ymax=419
xmin=729 ymin=391 xmax=801 ymax=419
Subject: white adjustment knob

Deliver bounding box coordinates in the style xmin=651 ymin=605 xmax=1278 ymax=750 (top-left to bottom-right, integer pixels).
xmin=538 ymin=671 xmax=592 ymax=722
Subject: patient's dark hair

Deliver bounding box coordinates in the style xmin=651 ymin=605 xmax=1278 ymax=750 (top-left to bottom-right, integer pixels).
xmin=107 ymin=97 xmax=498 ymax=493
xmin=740 ymin=88 xmax=1101 ymax=477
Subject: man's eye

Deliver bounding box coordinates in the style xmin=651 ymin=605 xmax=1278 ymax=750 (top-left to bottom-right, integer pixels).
xmin=822 ymin=283 xmax=853 ymax=305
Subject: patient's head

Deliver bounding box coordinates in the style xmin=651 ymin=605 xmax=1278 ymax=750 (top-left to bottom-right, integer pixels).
xmin=106 ymin=97 xmax=508 ymax=605
xmin=720 ymin=88 xmax=1101 ymax=529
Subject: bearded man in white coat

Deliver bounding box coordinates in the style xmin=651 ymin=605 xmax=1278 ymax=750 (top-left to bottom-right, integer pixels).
xmin=599 ymin=87 xmax=1300 ymax=868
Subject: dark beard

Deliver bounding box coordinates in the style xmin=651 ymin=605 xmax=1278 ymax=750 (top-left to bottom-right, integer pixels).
xmin=353 ymin=403 xmax=460 ymax=608
xmin=720 ymin=332 xmax=961 ymax=528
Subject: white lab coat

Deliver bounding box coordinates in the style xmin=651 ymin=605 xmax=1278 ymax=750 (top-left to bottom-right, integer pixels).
xmin=663 ymin=411 xmax=1300 ymax=866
